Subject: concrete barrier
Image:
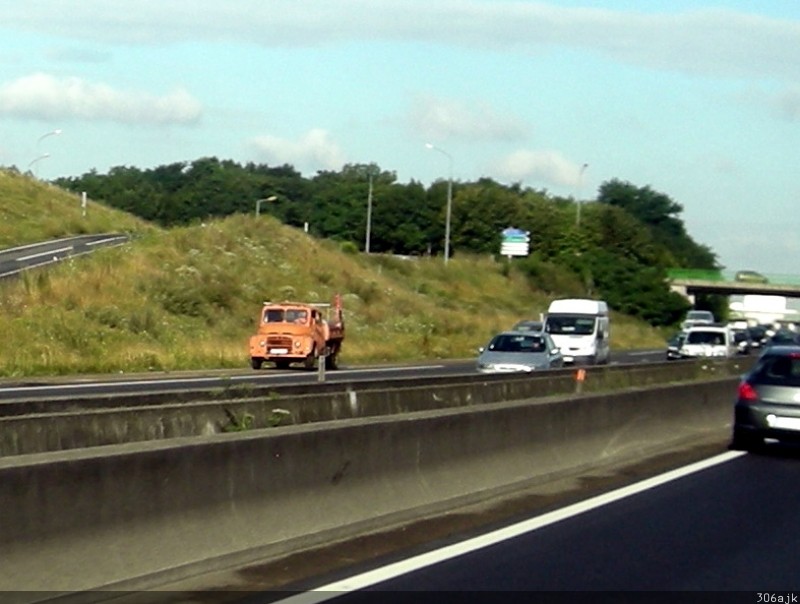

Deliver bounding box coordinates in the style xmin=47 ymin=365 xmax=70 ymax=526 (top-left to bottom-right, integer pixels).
xmin=0 ymin=358 xmax=750 ymax=456
xmin=0 ymin=376 xmax=738 ymax=593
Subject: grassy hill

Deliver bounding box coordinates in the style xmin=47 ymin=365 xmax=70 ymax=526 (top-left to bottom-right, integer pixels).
xmin=0 ymin=169 xmax=667 ymax=377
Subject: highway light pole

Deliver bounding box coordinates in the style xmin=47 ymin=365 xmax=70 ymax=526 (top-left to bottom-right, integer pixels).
xmin=255 ymin=195 xmax=278 ymax=217
xmin=37 ymin=128 xmax=62 ymax=150
xmin=425 ymin=143 xmax=453 ymax=265
xmin=32 ymin=129 xmax=61 ymax=179
xmin=575 ymin=163 xmax=589 ymax=228
xmin=365 ymin=171 xmax=374 ymax=253
xmin=27 ymin=153 xmax=50 ymax=178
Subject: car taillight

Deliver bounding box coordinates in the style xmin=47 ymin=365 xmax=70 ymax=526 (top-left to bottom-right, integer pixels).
xmin=737 ymin=382 xmax=759 ymax=402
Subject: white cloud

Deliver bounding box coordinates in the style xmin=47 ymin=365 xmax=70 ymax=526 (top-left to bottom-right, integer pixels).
xmin=0 ymin=73 xmax=202 ymax=125
xmin=409 ymin=95 xmax=529 ymax=142
xmin=493 ymin=149 xmax=584 ymax=188
xmin=250 ymin=129 xmax=346 ymax=173
xmin=1 ymin=2 xmax=798 ymax=82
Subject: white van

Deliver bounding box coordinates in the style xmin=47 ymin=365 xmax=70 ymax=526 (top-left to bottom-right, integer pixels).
xmin=544 ymin=298 xmax=611 ymax=365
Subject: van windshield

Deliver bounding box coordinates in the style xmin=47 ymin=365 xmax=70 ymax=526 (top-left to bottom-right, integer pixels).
xmin=686 ymin=331 xmax=725 ymax=345
xmin=546 ymin=315 xmax=596 ymax=335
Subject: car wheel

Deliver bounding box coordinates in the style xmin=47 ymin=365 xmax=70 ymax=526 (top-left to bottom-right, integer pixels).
xmin=729 ymin=429 xmax=763 ymax=453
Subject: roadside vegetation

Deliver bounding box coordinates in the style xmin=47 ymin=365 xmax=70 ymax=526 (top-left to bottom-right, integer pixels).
xmin=0 ymin=165 xmax=704 ymax=377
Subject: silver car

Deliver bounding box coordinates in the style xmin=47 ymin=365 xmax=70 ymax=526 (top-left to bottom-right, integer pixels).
xmin=477 ymin=331 xmax=564 ymax=373
xmin=731 ymin=344 xmax=800 ymax=451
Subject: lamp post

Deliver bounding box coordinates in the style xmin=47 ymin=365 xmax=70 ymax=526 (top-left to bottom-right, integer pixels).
xmin=37 ymin=128 xmax=62 ymax=149
xmin=575 ymin=163 xmax=589 ymax=228
xmin=365 ymin=171 xmax=374 ymax=253
xmin=255 ymin=195 xmax=277 ymax=217
xmin=425 ymin=143 xmax=453 ymax=265
xmin=32 ymin=129 xmax=61 ymax=179
xmin=27 ymin=153 xmax=50 ymax=177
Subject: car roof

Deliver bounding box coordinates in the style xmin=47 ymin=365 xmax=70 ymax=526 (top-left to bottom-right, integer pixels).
xmin=685 ymin=324 xmax=728 ymax=332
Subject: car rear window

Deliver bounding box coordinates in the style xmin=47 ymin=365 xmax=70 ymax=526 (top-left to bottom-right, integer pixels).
xmin=754 ymin=355 xmax=800 ymax=386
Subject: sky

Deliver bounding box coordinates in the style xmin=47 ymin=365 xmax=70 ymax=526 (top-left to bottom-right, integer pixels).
xmin=0 ymin=1 xmax=798 ymax=275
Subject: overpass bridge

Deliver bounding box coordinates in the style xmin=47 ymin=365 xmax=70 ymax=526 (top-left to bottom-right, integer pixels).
xmin=668 ymin=269 xmax=800 ymax=298
xmin=668 ymin=269 xmax=800 ymax=322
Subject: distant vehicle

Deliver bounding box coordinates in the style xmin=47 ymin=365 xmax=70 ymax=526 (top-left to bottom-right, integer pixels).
xmin=765 ymin=329 xmax=800 ymax=349
xmin=476 ymin=331 xmax=563 ymax=373
xmin=730 ymin=344 xmax=800 ymax=452
xmin=511 ymin=319 xmax=543 ymax=332
xmin=666 ymin=331 xmax=687 ymax=361
xmin=748 ymin=325 xmax=769 ymax=349
xmin=680 ymin=309 xmax=715 ymax=331
xmin=735 ymin=270 xmax=769 ymax=284
xmin=730 ymin=328 xmax=753 ymax=355
xmin=680 ymin=325 xmax=737 ymax=359
xmin=544 ymin=298 xmax=610 ymax=365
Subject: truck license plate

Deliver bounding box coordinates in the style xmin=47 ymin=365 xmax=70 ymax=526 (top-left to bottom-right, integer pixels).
xmin=270 ymin=348 xmax=288 ymax=354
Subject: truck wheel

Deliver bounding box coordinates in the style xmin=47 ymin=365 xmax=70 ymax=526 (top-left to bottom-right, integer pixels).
xmin=250 ymin=358 xmax=263 ymax=370
xmin=303 ymin=350 xmax=317 ymax=370
xmin=325 ymin=352 xmax=338 ymax=370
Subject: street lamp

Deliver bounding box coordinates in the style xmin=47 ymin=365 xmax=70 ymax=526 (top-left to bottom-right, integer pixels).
xmin=575 ymin=163 xmax=589 ymax=228
xmin=27 ymin=153 xmax=50 ymax=177
xmin=425 ymin=143 xmax=453 ymax=265
xmin=37 ymin=128 xmax=62 ymax=149
xmin=365 ymin=171 xmax=374 ymax=253
xmin=255 ymin=195 xmax=278 ymax=217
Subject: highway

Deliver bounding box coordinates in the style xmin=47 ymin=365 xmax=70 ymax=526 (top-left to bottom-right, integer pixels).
xmin=259 ymin=448 xmax=800 ymax=600
xmin=0 ymin=233 xmax=128 ymax=279
xmin=0 ymin=349 xmax=666 ymax=402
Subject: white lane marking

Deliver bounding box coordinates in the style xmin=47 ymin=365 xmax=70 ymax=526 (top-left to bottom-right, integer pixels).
xmin=16 ymin=246 xmax=72 ymax=262
xmin=272 ymin=451 xmax=744 ymax=603
xmin=0 ymin=366 xmax=447 ymax=395
xmin=87 ymin=236 xmax=127 ymax=247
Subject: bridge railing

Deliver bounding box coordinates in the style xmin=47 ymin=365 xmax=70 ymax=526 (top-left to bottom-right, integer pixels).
xmin=667 ymin=269 xmax=800 ymax=286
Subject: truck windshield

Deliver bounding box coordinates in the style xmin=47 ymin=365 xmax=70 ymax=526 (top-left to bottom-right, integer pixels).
xmin=546 ymin=315 xmax=596 ymax=336
xmin=265 ymin=309 xmax=284 ymax=322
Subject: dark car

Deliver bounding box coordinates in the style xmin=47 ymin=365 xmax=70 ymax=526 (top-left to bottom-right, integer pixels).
xmin=730 ymin=345 xmax=800 ymax=452
xmin=765 ymin=328 xmax=800 ymax=348
xmin=735 ymin=270 xmax=768 ymax=284
xmin=511 ymin=319 xmax=544 ymax=332
xmin=666 ymin=331 xmax=687 ymax=361
xmin=747 ymin=325 xmax=769 ymax=349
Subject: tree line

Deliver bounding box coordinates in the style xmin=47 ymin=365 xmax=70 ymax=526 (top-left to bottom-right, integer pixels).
xmin=52 ymin=157 xmax=723 ymax=327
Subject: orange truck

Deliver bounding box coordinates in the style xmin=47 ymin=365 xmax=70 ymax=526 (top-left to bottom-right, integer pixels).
xmin=248 ymin=294 xmax=344 ymax=370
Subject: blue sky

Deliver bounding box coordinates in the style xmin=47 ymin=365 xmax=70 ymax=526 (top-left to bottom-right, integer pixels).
xmin=0 ymin=1 xmax=798 ymax=275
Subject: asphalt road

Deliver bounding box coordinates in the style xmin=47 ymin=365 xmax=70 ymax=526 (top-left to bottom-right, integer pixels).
xmin=0 ymin=233 xmax=128 ymax=279
xmin=248 ymin=444 xmax=800 ymax=602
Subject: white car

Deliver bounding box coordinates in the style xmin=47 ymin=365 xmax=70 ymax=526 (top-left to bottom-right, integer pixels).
xmin=680 ymin=325 xmax=737 ymax=359
xmin=680 ymin=309 xmax=715 ymax=331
